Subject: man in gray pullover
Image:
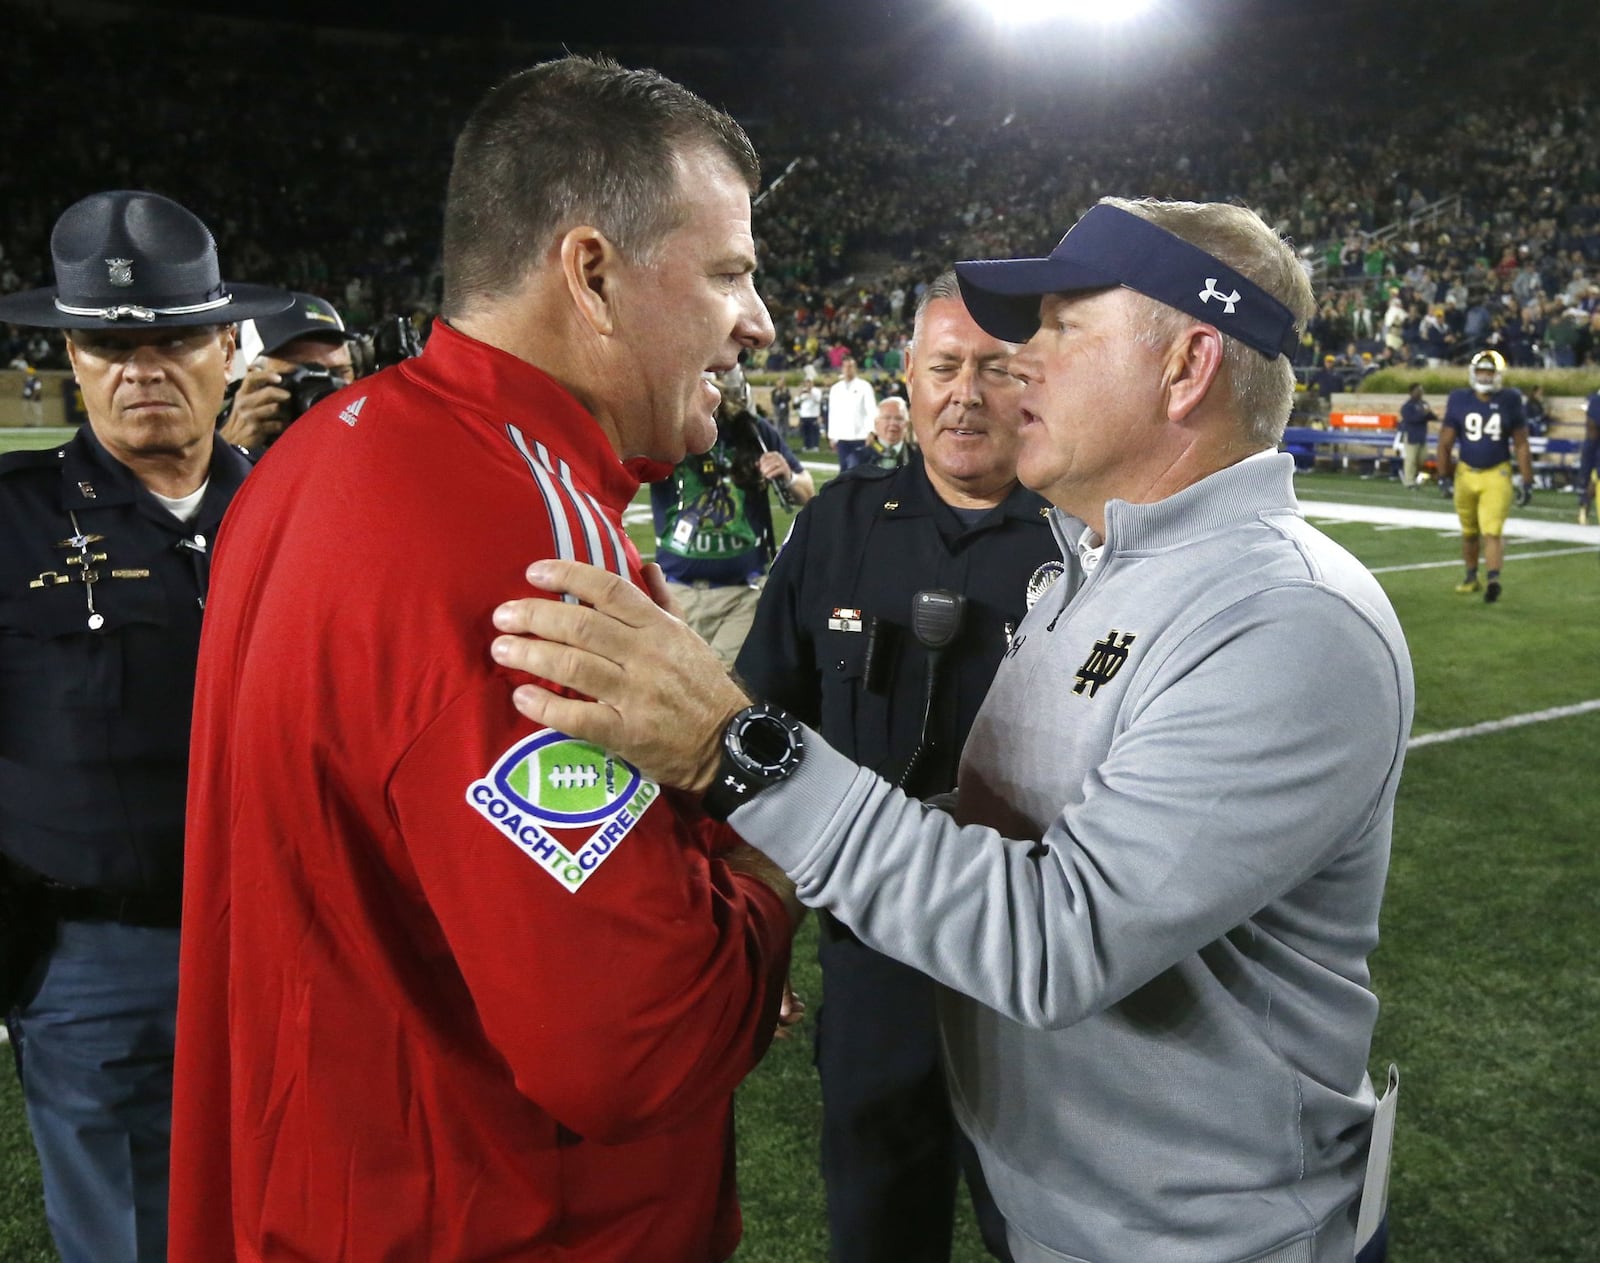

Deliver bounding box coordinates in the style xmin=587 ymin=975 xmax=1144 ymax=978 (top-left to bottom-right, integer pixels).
xmin=490 ymin=197 xmax=1413 ymax=1263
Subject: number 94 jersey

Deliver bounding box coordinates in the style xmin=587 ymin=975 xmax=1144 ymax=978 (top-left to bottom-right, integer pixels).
xmin=1443 ymin=386 xmax=1526 ymax=469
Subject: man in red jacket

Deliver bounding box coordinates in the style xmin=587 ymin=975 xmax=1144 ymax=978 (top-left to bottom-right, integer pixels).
xmin=170 ymin=55 xmax=798 ymax=1263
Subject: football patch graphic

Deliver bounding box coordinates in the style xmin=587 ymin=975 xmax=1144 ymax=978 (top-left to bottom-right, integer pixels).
xmin=468 ymin=729 xmax=659 ymax=891
xmin=500 ymin=732 xmax=639 ymax=824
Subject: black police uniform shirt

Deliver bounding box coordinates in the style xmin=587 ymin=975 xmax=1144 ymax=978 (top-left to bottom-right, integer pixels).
xmin=735 ymin=451 xmax=1058 ymax=797
xmin=0 ymin=425 xmax=250 ymax=894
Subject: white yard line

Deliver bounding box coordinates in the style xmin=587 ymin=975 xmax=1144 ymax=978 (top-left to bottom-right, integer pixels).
xmin=1371 ymin=546 xmax=1597 ymax=574
xmin=622 ymin=490 xmax=1594 ymax=564
xmin=629 ymin=496 xmax=1597 ymax=539
xmin=1298 ymin=499 xmax=1598 ymax=544
xmin=1409 ymin=700 xmax=1600 ymax=749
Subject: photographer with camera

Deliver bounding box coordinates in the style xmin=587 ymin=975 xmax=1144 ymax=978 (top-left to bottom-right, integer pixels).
xmin=652 ymin=366 xmax=814 ymax=667
xmin=219 ymin=291 xmax=357 ymax=453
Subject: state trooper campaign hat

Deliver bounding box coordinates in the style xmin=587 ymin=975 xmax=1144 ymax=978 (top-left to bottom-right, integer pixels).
xmin=251 ymin=291 xmax=358 ymax=357
xmin=0 ymin=189 xmax=293 ymax=330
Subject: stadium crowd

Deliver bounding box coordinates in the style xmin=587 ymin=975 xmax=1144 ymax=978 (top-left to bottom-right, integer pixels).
xmin=3 ymin=0 xmax=1599 ymax=384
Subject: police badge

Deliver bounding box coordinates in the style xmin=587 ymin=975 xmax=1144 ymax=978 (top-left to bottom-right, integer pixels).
xmin=1025 ymin=560 xmax=1065 ymax=610
xmin=105 ymin=257 xmax=134 ymax=287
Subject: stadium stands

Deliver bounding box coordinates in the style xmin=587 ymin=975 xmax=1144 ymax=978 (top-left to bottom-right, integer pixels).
xmin=2 ymin=0 xmax=1598 ymax=379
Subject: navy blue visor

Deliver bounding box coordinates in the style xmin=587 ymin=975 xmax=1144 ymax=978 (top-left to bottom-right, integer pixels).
xmin=954 ymin=204 xmax=1299 ymax=360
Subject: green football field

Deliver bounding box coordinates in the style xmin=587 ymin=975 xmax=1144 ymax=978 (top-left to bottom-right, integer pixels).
xmin=0 ymin=428 xmax=76 ymax=457
xmin=2 ymin=436 xmax=1597 ymax=1260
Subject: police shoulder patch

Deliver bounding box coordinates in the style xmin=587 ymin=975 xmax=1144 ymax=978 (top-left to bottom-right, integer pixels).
xmin=467 ymin=729 xmax=660 ymax=893
xmin=1026 ymin=560 xmax=1066 ymax=610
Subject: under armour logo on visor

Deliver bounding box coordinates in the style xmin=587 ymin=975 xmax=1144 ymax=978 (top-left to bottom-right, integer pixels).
xmin=1198 ymin=278 xmax=1240 ymax=314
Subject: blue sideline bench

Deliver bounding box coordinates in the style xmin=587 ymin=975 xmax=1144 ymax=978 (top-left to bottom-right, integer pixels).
xmin=1280 ymin=428 xmax=1580 ymax=484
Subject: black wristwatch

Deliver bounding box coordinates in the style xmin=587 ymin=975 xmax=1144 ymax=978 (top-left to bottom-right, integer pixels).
xmin=701 ymin=703 xmax=806 ymax=821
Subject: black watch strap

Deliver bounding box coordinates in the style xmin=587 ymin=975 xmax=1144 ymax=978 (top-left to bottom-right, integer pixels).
xmin=701 ymin=703 xmax=805 ymax=822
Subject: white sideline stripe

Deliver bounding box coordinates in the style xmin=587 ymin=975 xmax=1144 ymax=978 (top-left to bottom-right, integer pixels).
xmin=623 ymin=492 xmax=1596 ymax=539
xmin=1298 ymin=499 xmax=1599 ymax=544
xmin=1371 ymin=545 xmax=1598 ymax=574
xmin=1409 ymin=699 xmax=1600 ymax=750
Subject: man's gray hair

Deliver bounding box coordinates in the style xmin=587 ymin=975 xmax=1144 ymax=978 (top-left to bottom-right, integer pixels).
xmin=910 ymin=270 xmax=963 ymax=349
xmin=442 ymin=55 xmax=759 ymax=318
xmin=1103 ymin=197 xmax=1314 ymax=446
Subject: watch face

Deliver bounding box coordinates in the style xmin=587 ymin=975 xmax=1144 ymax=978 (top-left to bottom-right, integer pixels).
xmin=705 ymin=704 xmax=803 ymax=822
xmin=738 ymin=714 xmax=794 ymax=774
xmin=728 ymin=705 xmax=803 ymax=779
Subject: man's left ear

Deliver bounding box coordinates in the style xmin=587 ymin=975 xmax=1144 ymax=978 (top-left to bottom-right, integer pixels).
xmin=1164 ymin=324 xmax=1224 ymax=423
xmin=559 ymin=226 xmax=622 ymax=338
xmin=220 ymin=325 xmax=237 ymax=375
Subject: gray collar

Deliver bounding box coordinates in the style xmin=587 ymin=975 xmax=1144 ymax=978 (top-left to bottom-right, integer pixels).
xmin=1049 ymin=451 xmax=1298 ymax=557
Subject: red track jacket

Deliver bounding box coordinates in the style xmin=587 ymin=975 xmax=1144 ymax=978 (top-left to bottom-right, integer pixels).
xmin=169 ymin=322 xmax=792 ymax=1262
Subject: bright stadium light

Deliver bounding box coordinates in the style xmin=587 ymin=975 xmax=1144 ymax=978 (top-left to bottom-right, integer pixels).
xmin=973 ymin=0 xmax=1160 ymax=24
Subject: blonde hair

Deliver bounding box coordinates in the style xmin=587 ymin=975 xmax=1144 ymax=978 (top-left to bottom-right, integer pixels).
xmin=1102 ymin=197 xmax=1313 ymax=445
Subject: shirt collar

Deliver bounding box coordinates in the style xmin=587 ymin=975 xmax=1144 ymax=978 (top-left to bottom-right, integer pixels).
xmin=1074 ymin=524 xmax=1105 ymax=572
xmin=61 ymin=424 xmax=250 ymax=533
xmin=1049 ymin=450 xmax=1300 ymax=556
xmin=400 ymin=320 xmax=651 ymax=511
xmin=885 ymin=451 xmax=1050 ymax=530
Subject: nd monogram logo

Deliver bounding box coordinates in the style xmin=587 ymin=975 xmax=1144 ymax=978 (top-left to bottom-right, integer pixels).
xmin=1198 ymin=278 xmax=1240 ymax=314
xmin=1072 ymin=630 xmax=1136 ymax=698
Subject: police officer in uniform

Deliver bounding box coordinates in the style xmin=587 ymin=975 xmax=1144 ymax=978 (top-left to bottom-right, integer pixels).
xmin=735 ymin=273 xmax=1057 ymax=1263
xmin=0 ymin=189 xmax=289 ymax=1263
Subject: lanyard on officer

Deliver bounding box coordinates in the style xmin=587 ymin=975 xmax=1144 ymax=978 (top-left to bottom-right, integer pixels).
xmin=64 ymin=510 xmax=108 ymax=632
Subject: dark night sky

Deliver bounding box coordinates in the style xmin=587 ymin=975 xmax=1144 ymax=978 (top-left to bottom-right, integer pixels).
xmin=99 ymin=0 xmax=928 ymax=45
xmin=84 ymin=0 xmax=1600 ymax=96
xmin=97 ymin=0 xmax=1571 ymax=50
